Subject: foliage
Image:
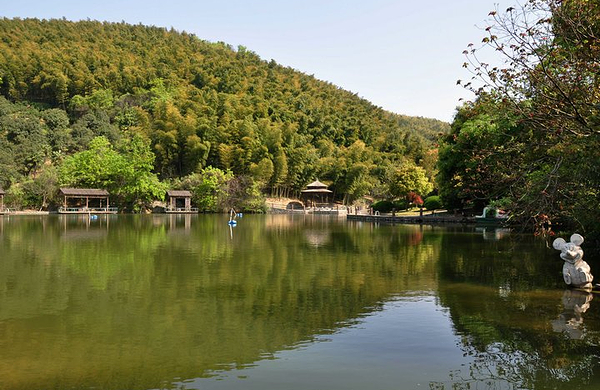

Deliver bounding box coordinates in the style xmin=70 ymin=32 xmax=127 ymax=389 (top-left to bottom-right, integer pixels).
xmin=371 ymin=200 xmax=410 ymax=213
xmin=436 ymin=97 xmax=526 ymax=211
xmin=452 ymin=0 xmax=600 ymax=236
xmin=424 ymin=196 xmax=443 ymax=211
xmin=224 ymin=175 xmax=267 ymax=213
xmin=21 ymin=165 xmax=59 ymax=209
xmin=59 ymin=135 xmax=167 ymax=211
xmin=387 ymin=160 xmax=433 ymax=200
xmin=371 ymin=200 xmax=394 ymax=213
xmin=4 ymin=183 xmax=25 ymax=209
xmin=176 ymin=166 xmax=233 ymax=212
xmin=393 ymin=199 xmax=409 ymax=210
xmin=407 ymin=191 xmax=424 ymax=206
xmin=0 ymin=18 xmax=447 ymax=208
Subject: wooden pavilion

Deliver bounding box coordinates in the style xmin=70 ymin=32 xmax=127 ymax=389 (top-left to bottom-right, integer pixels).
xmin=59 ymin=188 xmax=117 ymax=214
xmin=301 ymin=180 xmax=333 ymax=207
xmin=0 ymin=187 xmax=4 ymax=213
xmin=165 ymin=190 xmax=198 ymax=213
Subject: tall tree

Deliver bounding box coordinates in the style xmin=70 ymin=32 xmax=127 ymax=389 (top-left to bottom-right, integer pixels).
xmin=456 ymin=0 xmax=600 ymax=235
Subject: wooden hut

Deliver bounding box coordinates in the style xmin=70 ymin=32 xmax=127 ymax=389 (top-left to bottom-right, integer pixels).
xmin=59 ymin=188 xmax=117 ymax=214
xmin=165 ymin=190 xmax=198 ymax=213
xmin=301 ymin=180 xmax=333 ymax=208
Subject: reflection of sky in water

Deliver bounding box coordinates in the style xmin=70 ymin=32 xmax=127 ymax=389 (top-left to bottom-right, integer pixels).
xmin=177 ymin=296 xmax=485 ymax=390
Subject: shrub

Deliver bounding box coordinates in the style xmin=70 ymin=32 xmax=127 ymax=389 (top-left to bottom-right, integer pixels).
xmin=5 ymin=184 xmax=25 ymax=210
xmin=393 ymin=199 xmax=409 ymax=211
xmin=371 ymin=200 xmax=394 ymax=213
xmin=424 ymin=196 xmax=443 ymax=211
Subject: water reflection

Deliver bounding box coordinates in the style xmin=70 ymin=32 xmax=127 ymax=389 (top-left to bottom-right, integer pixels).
xmin=552 ymin=290 xmax=594 ymax=339
xmin=436 ymin=281 xmax=600 ymax=389
xmin=0 ymin=215 xmax=440 ymax=389
xmin=1 ymin=215 xmax=599 ymax=389
xmin=475 ymin=226 xmax=511 ymax=241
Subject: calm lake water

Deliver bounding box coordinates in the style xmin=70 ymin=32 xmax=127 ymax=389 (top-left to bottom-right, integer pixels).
xmin=1 ymin=214 xmax=600 ymax=390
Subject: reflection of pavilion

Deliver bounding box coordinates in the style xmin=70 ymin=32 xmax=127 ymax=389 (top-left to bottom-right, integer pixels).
xmin=167 ymin=213 xmax=193 ymax=231
xmin=58 ymin=214 xmax=113 ymax=240
xmin=304 ymin=229 xmax=330 ymax=247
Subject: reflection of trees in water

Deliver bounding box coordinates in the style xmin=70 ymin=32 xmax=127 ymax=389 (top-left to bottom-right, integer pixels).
xmin=432 ymin=344 xmax=599 ymax=389
xmin=435 ymin=281 xmax=600 ymax=389
xmin=434 ymin=228 xmax=600 ymax=388
xmin=437 ymin=229 xmax=563 ymax=290
xmin=0 ymin=215 xmax=441 ymax=390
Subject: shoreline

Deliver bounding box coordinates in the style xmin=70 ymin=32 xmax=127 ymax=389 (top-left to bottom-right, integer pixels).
xmin=346 ymin=213 xmax=475 ymax=225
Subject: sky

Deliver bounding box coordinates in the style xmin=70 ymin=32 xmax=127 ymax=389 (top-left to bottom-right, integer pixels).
xmin=2 ymin=0 xmax=513 ymax=122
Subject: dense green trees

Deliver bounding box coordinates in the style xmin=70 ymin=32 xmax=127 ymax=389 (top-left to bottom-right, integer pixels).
xmin=0 ymin=18 xmax=445 ymax=211
xmin=59 ymin=135 xmax=167 ymax=210
xmin=442 ymin=0 xmax=600 ymax=237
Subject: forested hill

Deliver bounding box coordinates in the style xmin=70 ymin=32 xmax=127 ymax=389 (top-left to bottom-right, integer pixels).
xmin=0 ymin=18 xmax=447 ymax=203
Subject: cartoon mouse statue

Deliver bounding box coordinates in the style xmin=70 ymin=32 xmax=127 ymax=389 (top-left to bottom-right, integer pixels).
xmin=553 ymin=234 xmax=593 ymax=289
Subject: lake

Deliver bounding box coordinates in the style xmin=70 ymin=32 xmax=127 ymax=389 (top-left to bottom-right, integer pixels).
xmin=1 ymin=214 xmax=600 ymax=390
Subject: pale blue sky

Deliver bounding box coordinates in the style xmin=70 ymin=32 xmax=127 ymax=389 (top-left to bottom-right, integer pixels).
xmin=2 ymin=0 xmax=511 ymax=122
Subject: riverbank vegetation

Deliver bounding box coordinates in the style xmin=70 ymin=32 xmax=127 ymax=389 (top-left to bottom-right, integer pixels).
xmin=438 ymin=0 xmax=600 ymax=239
xmin=0 ymin=18 xmax=447 ymax=212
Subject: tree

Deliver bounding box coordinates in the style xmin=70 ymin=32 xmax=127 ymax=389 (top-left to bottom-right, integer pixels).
xmin=22 ymin=164 xmax=59 ymax=210
xmin=388 ymin=160 xmax=433 ymax=201
xmin=59 ymin=135 xmax=166 ymax=211
xmin=176 ymin=166 xmax=233 ymax=212
xmin=0 ymin=18 xmax=448 ymax=209
xmin=224 ymin=175 xmax=266 ymax=213
xmin=458 ymin=0 xmax=600 ymax=234
xmin=436 ymin=97 xmax=526 ymax=210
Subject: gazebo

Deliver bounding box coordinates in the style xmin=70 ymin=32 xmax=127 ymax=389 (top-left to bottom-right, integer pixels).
xmin=0 ymin=187 xmax=4 ymax=212
xmin=165 ymin=190 xmax=198 ymax=213
xmin=301 ymin=179 xmax=333 ymax=208
xmin=59 ymin=188 xmax=116 ymax=214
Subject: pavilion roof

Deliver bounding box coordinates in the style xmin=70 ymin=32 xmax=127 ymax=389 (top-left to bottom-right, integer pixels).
xmin=301 ymin=188 xmax=333 ymax=193
xmin=59 ymin=188 xmax=109 ymax=197
xmin=166 ymin=190 xmax=192 ymax=198
xmin=305 ymin=179 xmax=329 ymax=189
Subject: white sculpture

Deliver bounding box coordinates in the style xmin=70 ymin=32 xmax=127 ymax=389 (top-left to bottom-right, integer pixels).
xmin=552 ymin=234 xmax=593 ymax=289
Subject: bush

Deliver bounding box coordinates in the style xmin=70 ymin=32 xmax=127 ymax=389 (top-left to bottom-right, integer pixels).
xmin=424 ymin=196 xmax=443 ymax=211
xmin=371 ymin=200 xmax=394 ymax=213
xmin=393 ymin=199 xmax=409 ymax=211
xmin=5 ymin=184 xmax=25 ymax=210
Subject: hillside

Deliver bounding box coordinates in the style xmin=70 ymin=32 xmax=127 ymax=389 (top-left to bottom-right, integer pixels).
xmin=0 ymin=18 xmax=448 ymax=206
